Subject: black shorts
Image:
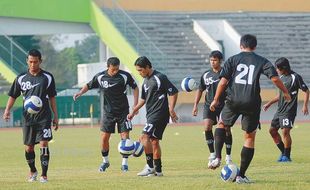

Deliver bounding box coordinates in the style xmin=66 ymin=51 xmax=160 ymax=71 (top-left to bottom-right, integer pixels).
xmin=23 ymin=122 xmax=53 ymax=145
xmin=101 ymin=112 xmax=132 ymax=133
xmin=220 ymin=103 xmax=261 ymax=133
xmin=271 ymin=113 xmax=295 ymax=129
xmin=142 ymin=119 xmax=168 ymax=140
xmin=203 ymin=104 xmax=223 ymax=125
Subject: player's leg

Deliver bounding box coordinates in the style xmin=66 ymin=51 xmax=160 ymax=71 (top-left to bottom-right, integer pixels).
xmin=236 ymin=110 xmax=260 ymax=184
xmin=36 ymin=124 xmax=53 ymax=183
xmin=118 ymin=116 xmax=132 ymax=171
xmin=23 ymin=126 xmax=38 ymax=182
xmin=270 ymin=115 xmax=284 ymax=161
xmin=150 ymin=138 xmax=163 ymax=176
xmin=137 ymin=132 xmax=154 ymax=176
xmin=225 ymin=127 xmax=233 ymax=164
xmin=98 ymin=114 xmax=115 ymax=172
xmin=203 ymin=105 xmax=216 ymax=163
xmin=280 ymin=116 xmax=294 ymax=161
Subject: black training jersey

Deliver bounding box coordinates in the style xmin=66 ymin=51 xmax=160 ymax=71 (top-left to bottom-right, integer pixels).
xmin=8 ymin=70 xmax=57 ymax=125
xmin=220 ymin=52 xmax=278 ymax=109
xmin=277 ymin=71 xmax=308 ymax=116
xmin=199 ymin=68 xmax=226 ymax=108
xmin=141 ymin=70 xmax=178 ymax=122
xmin=87 ymin=70 xmax=137 ymax=115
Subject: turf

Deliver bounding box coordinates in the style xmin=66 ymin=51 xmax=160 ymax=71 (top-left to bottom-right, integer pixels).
xmin=0 ymin=123 xmax=309 ymax=190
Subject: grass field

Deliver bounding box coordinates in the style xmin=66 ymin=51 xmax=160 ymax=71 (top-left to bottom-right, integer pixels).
xmin=0 ymin=123 xmax=309 ymax=190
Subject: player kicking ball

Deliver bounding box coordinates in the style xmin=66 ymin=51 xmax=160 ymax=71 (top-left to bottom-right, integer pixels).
xmin=263 ymin=57 xmax=309 ymax=162
xmin=3 ymin=49 xmax=59 ymax=183
xmin=73 ymin=57 xmax=139 ymax=172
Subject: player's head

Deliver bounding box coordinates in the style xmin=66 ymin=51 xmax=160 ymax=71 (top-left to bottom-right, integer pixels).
xmin=134 ymin=56 xmax=152 ymax=78
xmin=107 ymin=57 xmax=120 ymax=76
xmin=275 ymin=57 xmax=291 ymax=74
xmin=240 ymin=34 xmax=257 ymax=51
xmin=209 ymin=50 xmax=223 ymax=70
xmin=27 ymin=49 xmax=42 ymax=72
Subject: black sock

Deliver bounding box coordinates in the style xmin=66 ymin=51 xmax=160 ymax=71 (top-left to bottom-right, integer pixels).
xmin=25 ymin=151 xmax=37 ymax=173
xmin=205 ymin=130 xmax=215 ymax=153
xmin=284 ymin=147 xmax=291 ymax=158
xmin=154 ymin=159 xmax=162 ymax=173
xmin=40 ymin=147 xmax=50 ymax=177
xmin=239 ymin=146 xmax=254 ymax=178
xmin=101 ymin=150 xmax=109 ymax=157
xmin=225 ymin=133 xmax=232 ymax=155
xmin=214 ymin=128 xmax=226 ymax=159
xmin=276 ymin=141 xmax=285 ymax=154
xmin=146 ymin=153 xmax=154 ymax=168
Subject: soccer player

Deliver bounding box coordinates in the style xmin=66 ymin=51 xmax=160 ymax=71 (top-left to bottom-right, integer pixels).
xmin=127 ymin=56 xmax=178 ymax=177
xmin=192 ymin=50 xmax=233 ymax=168
xmin=209 ymin=34 xmax=291 ymax=183
xmin=263 ymin=57 xmax=309 ymax=162
xmin=2 ymin=49 xmax=59 ymax=183
xmin=73 ymin=57 xmax=139 ymax=172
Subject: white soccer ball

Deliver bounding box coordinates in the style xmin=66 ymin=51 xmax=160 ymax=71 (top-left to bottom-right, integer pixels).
xmin=181 ymin=77 xmax=197 ymax=92
xmin=24 ymin=96 xmax=43 ymax=114
xmin=118 ymin=139 xmax=135 ymax=156
xmin=132 ymin=141 xmax=144 ymax=157
xmin=220 ymin=164 xmax=239 ymax=182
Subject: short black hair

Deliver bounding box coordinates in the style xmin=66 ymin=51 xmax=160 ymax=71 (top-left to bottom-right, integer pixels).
xmin=240 ymin=34 xmax=257 ymax=50
xmin=134 ymin=56 xmax=152 ymax=68
xmin=107 ymin=57 xmax=120 ymax=67
xmin=275 ymin=57 xmax=291 ymax=72
xmin=27 ymin=49 xmax=42 ymax=60
xmin=209 ymin=50 xmax=223 ymax=60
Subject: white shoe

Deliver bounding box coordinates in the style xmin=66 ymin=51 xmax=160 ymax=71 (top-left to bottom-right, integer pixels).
xmin=39 ymin=176 xmax=48 ymax=183
xmin=225 ymin=155 xmax=233 ymax=165
xmin=207 ymin=153 xmax=216 ymax=168
xmin=137 ymin=164 xmax=155 ymax=176
xmin=28 ymin=171 xmax=38 ymax=182
xmin=236 ymin=176 xmax=252 ymax=184
xmin=209 ymin=158 xmax=221 ymax=169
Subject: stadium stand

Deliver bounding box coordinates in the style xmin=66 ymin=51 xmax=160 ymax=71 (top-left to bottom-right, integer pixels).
xmin=103 ymin=9 xmax=310 ymax=88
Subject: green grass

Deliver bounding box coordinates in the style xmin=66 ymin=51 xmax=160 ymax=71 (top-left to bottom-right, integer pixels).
xmin=0 ymin=123 xmax=310 ymax=190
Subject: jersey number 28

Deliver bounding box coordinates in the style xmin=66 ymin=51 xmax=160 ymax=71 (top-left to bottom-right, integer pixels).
xmin=235 ymin=64 xmax=255 ymax=85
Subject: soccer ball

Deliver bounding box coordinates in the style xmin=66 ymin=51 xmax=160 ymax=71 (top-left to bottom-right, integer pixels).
xmin=132 ymin=141 xmax=144 ymax=157
xmin=24 ymin=96 xmax=43 ymax=114
xmin=118 ymin=139 xmax=135 ymax=156
xmin=181 ymin=77 xmax=197 ymax=92
xmin=220 ymin=164 xmax=239 ymax=182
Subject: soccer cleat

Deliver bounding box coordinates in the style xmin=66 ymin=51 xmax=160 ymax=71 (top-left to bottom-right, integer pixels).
xmin=39 ymin=176 xmax=48 ymax=183
xmin=121 ymin=165 xmax=129 ymax=172
xmin=207 ymin=153 xmax=216 ymax=168
xmin=27 ymin=171 xmax=38 ymax=182
xmin=225 ymin=155 xmax=233 ymax=165
xmin=155 ymin=172 xmax=164 ymax=177
xmin=280 ymin=156 xmax=292 ymax=162
xmin=277 ymin=154 xmax=284 ymax=162
xmin=98 ymin=162 xmax=110 ymax=172
xmin=235 ymin=176 xmax=252 ymax=184
xmin=208 ymin=158 xmax=221 ymax=169
xmin=137 ymin=164 xmax=155 ymax=176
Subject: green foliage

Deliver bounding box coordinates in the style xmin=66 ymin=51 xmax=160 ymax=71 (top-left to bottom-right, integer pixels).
xmin=0 ymin=123 xmax=309 ymax=189
xmin=75 ymin=35 xmax=99 ymax=63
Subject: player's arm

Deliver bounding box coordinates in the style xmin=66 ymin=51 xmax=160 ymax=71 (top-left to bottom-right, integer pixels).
xmin=169 ymin=93 xmax=178 ymax=123
xmin=2 ymin=96 xmax=16 ymax=121
xmin=192 ymin=89 xmax=203 ymax=116
xmin=270 ymin=76 xmax=291 ymax=102
xmin=302 ymin=89 xmax=309 ymax=115
xmin=128 ymin=99 xmax=145 ymax=120
xmin=132 ymin=86 xmax=139 ymax=108
xmin=262 ymin=95 xmax=279 ymax=111
xmin=49 ymin=96 xmax=59 ymax=130
xmin=210 ymin=77 xmax=228 ymax=111
xmin=73 ymin=84 xmax=89 ymax=101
